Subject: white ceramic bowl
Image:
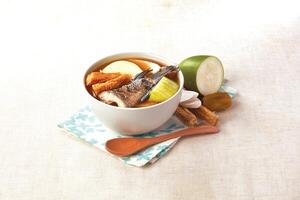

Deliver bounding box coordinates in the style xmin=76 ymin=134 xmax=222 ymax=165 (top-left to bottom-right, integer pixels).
xmin=83 ymin=52 xmax=184 ymax=135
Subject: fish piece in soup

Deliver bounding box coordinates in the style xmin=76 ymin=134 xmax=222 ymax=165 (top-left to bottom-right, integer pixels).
xmin=99 ymin=78 xmax=154 ymax=107
xmin=98 ymin=65 xmax=179 ymax=108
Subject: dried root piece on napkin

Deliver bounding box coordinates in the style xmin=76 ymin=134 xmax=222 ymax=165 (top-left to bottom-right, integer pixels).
xmin=190 ymin=106 xmax=219 ymax=126
xmin=175 ymin=106 xmax=198 ymax=126
xmin=92 ymin=74 xmax=132 ymax=95
xmin=86 ymin=72 xmax=121 ymax=86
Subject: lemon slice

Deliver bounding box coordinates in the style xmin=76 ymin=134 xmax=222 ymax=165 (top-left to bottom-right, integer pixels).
xmin=103 ymin=60 xmax=142 ymax=77
xmin=149 ymin=77 xmax=179 ymax=102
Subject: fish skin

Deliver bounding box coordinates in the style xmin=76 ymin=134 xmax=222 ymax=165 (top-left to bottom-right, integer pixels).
xmin=99 ymin=78 xmax=154 ymax=108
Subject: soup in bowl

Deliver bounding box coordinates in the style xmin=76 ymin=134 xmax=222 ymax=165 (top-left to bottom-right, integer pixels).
xmin=83 ymin=52 xmax=184 ymax=135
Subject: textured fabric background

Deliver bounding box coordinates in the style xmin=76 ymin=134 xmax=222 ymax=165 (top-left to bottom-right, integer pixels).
xmin=0 ymin=0 xmax=299 ymax=199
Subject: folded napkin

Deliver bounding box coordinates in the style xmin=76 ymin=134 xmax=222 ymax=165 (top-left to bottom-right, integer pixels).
xmin=219 ymin=84 xmax=237 ymax=98
xmin=58 ymin=107 xmax=185 ymax=167
xmin=58 ymin=85 xmax=237 ymax=167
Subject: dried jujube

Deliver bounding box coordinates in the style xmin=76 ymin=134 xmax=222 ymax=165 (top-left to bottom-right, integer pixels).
xmin=203 ymin=92 xmax=232 ymax=112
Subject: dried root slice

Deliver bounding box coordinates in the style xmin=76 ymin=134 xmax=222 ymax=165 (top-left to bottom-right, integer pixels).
xmin=86 ymin=72 xmax=121 ymax=86
xmin=92 ymin=74 xmax=132 ymax=95
xmin=175 ymin=106 xmax=198 ymax=127
xmin=190 ymin=106 xmax=219 ymax=126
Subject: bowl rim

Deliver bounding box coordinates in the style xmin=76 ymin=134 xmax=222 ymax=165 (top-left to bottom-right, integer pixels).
xmin=83 ymin=52 xmax=184 ymax=110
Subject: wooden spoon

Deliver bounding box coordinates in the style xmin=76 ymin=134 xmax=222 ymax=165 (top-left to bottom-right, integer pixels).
xmin=105 ymin=125 xmax=219 ymax=157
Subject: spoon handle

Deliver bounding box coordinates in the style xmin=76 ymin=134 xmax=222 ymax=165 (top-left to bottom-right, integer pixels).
xmin=149 ymin=125 xmax=219 ymax=144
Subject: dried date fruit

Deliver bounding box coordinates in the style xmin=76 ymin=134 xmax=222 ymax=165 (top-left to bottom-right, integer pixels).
xmin=203 ymin=92 xmax=232 ymax=112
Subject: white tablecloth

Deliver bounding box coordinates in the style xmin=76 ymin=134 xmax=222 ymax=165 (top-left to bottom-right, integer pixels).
xmin=0 ymin=0 xmax=299 ymax=199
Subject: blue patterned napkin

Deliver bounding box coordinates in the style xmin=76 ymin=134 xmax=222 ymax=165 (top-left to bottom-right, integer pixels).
xmin=58 ymin=106 xmax=185 ymax=167
xmin=58 ymin=85 xmax=237 ymax=167
xmin=219 ymin=84 xmax=237 ymax=98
